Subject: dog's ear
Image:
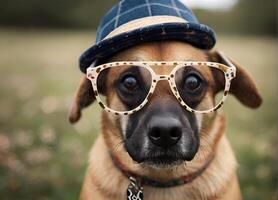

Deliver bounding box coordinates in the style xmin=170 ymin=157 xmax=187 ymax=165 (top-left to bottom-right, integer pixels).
xmin=209 ymin=50 xmax=262 ymax=108
xmin=68 ymin=77 xmax=95 ymax=124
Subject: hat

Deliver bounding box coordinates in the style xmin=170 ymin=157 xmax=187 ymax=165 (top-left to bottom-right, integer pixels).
xmin=79 ymin=0 xmax=216 ymax=73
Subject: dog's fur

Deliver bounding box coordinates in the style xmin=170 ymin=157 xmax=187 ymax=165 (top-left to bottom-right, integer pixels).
xmin=69 ymin=41 xmax=262 ymax=200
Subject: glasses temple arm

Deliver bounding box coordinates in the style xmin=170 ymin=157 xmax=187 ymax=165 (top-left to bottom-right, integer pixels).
xmin=217 ymin=51 xmax=237 ymax=74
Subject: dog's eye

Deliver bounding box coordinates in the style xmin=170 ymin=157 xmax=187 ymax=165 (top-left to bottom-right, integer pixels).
xmin=184 ymin=74 xmax=202 ymax=92
xmin=121 ymin=75 xmax=138 ymax=91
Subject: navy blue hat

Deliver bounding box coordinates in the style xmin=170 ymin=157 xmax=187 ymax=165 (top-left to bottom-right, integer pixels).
xmin=79 ymin=0 xmax=216 ymax=73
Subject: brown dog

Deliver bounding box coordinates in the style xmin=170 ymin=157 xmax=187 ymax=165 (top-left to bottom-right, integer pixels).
xmin=69 ymin=41 xmax=262 ymax=200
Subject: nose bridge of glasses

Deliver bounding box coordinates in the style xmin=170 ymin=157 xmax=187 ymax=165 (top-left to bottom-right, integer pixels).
xmin=156 ymin=74 xmax=170 ymax=81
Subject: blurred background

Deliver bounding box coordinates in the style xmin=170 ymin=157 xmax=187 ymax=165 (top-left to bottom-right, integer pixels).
xmin=0 ymin=0 xmax=277 ymax=199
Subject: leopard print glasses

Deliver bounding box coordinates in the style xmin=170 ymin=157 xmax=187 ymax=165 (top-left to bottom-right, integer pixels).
xmin=86 ymin=60 xmax=236 ymax=115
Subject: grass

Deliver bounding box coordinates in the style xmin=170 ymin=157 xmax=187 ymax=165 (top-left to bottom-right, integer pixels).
xmin=0 ymin=29 xmax=276 ymax=200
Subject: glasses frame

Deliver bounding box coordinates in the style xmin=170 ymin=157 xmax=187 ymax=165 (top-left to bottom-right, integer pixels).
xmin=86 ymin=61 xmax=236 ymax=115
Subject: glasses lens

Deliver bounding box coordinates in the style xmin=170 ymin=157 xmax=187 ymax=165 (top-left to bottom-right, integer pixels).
xmin=96 ymin=64 xmax=152 ymax=112
xmin=174 ymin=64 xmax=226 ymax=112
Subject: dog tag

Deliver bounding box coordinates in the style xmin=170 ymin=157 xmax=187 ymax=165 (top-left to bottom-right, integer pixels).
xmin=127 ymin=177 xmax=143 ymax=200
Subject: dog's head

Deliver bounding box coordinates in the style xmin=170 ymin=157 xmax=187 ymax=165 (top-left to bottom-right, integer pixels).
xmin=69 ymin=41 xmax=262 ymax=167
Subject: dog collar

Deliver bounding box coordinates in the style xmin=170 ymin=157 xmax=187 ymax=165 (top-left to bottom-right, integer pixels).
xmin=109 ymin=152 xmax=215 ymax=188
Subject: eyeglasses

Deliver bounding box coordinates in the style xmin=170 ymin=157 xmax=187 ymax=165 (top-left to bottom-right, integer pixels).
xmin=86 ymin=61 xmax=236 ymax=115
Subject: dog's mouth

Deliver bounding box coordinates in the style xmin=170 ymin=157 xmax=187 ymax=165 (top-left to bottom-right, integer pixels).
xmin=144 ymin=155 xmax=183 ymax=167
xmin=142 ymin=150 xmax=187 ymax=167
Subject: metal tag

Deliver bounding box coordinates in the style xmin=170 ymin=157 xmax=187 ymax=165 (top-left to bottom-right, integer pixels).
xmin=127 ymin=177 xmax=143 ymax=200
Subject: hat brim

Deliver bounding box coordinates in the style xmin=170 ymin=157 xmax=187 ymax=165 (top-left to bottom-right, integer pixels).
xmin=79 ymin=22 xmax=216 ymax=73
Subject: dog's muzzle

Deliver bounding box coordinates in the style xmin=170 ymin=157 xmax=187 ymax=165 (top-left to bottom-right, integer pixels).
xmin=124 ymin=101 xmax=200 ymax=166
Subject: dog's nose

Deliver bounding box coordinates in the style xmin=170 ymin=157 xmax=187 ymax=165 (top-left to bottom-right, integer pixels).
xmin=148 ymin=117 xmax=182 ymax=148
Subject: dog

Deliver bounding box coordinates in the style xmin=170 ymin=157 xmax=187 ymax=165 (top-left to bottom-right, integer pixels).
xmin=69 ymin=41 xmax=262 ymax=200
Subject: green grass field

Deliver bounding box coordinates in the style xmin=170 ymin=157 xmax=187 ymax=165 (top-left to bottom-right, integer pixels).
xmin=0 ymin=29 xmax=276 ymax=200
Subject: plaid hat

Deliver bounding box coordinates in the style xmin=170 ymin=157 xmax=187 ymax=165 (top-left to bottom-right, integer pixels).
xmin=79 ymin=0 xmax=216 ymax=73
